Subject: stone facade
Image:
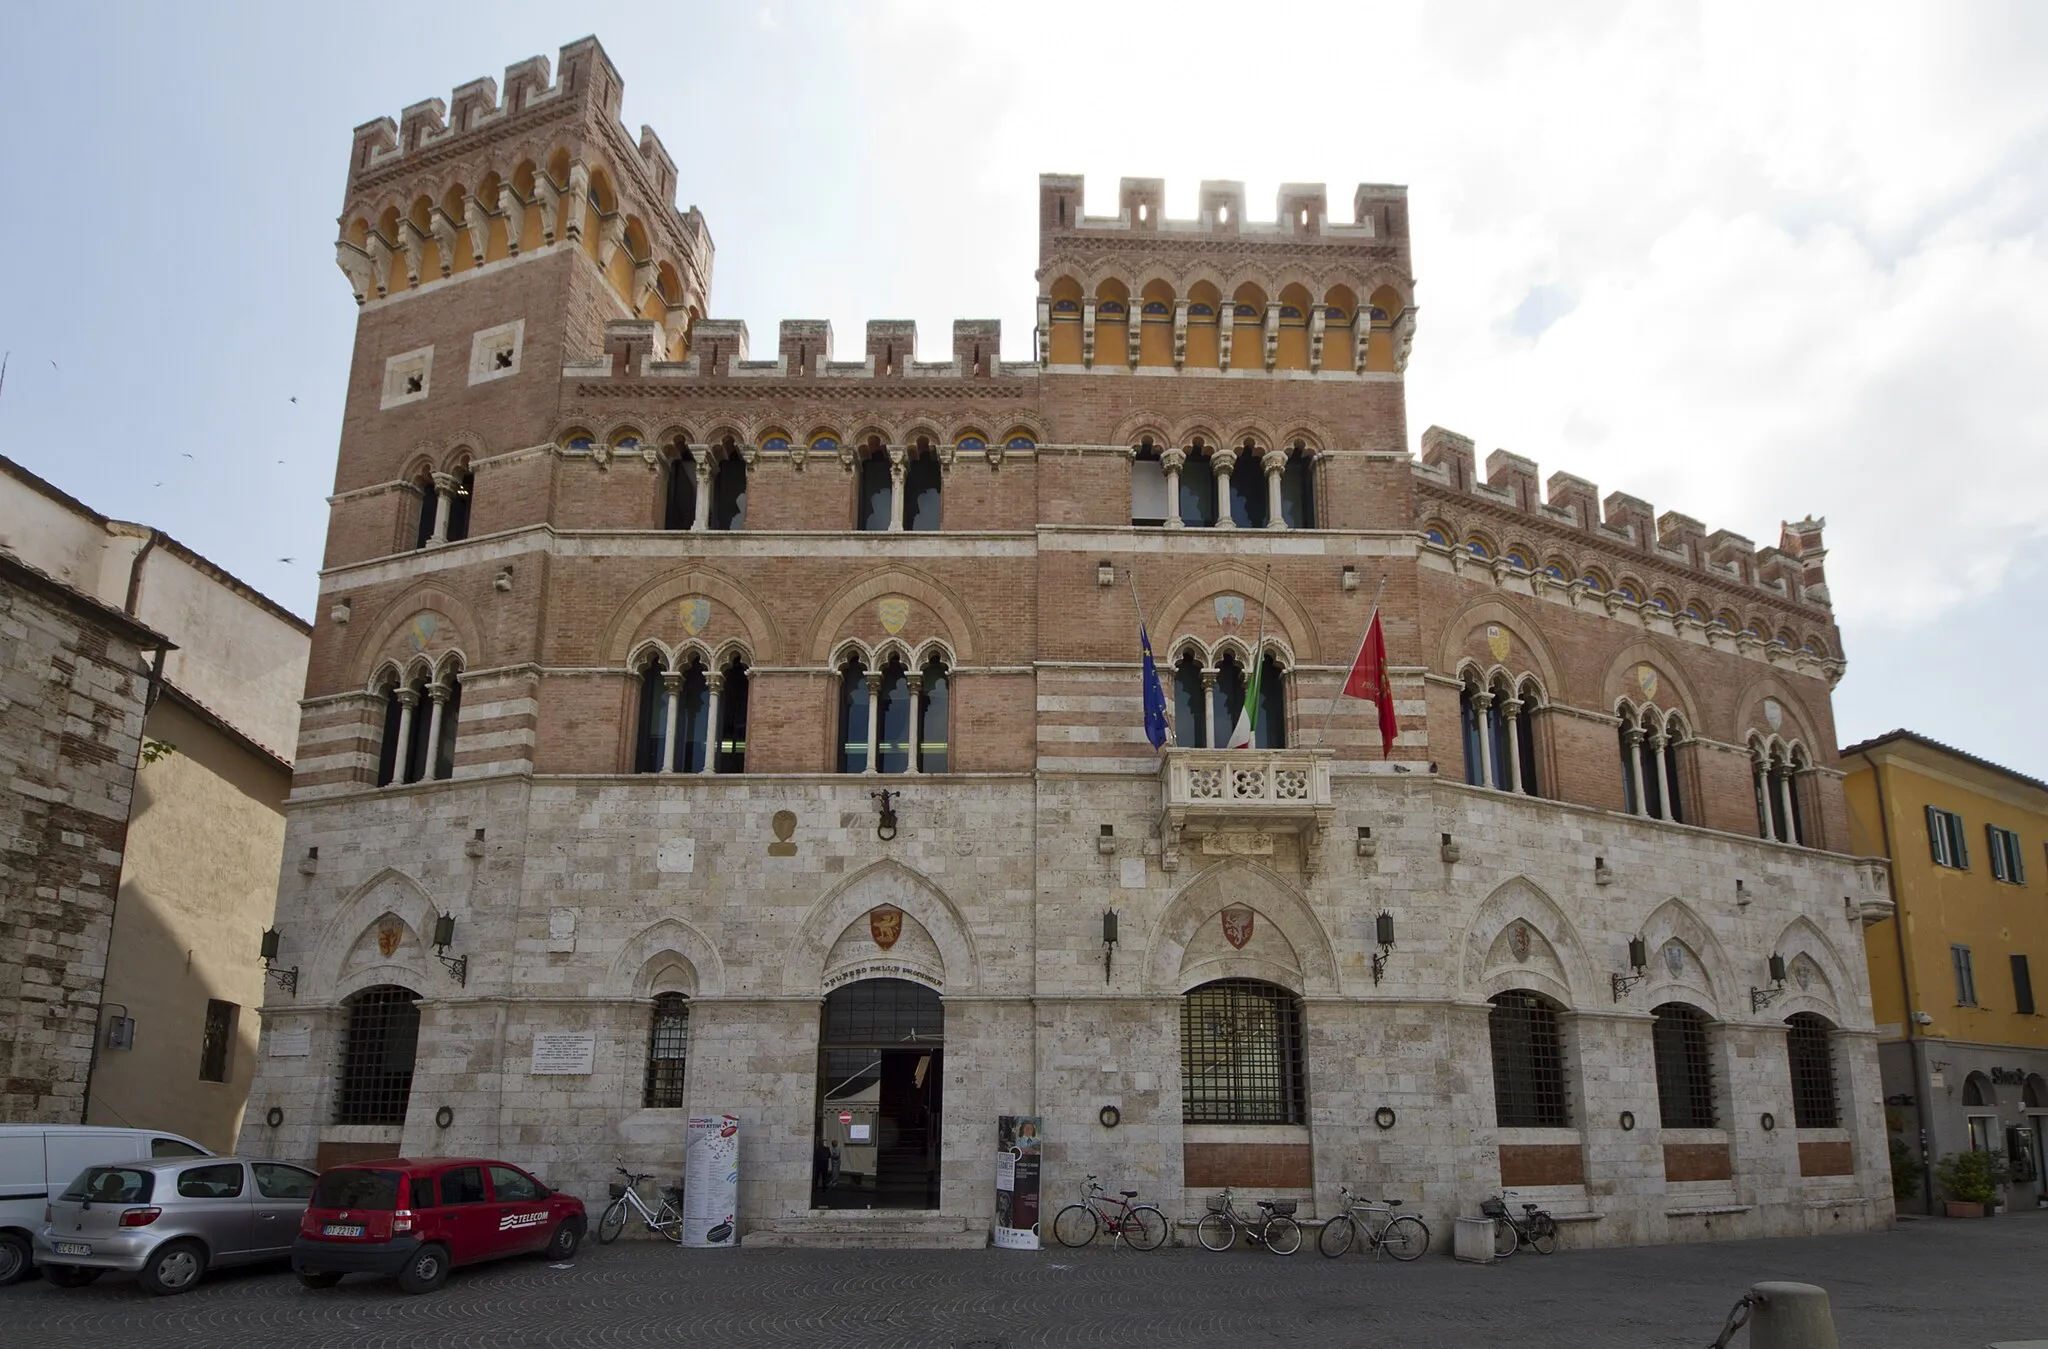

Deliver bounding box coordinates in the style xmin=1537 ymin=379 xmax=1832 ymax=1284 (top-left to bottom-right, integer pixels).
xmin=241 ymin=37 xmax=1895 ymax=1248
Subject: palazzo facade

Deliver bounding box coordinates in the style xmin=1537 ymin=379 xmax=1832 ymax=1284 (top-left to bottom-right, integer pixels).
xmin=240 ymin=37 xmax=1896 ymax=1247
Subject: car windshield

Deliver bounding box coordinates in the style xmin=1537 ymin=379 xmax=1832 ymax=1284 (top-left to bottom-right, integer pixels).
xmin=310 ymin=1168 xmax=402 ymax=1210
xmin=61 ymin=1167 xmax=154 ymax=1203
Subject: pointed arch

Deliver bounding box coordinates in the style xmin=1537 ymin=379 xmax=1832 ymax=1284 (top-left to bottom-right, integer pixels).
xmin=1600 ymin=639 xmax=1704 ymax=726
xmin=319 ymin=866 xmax=440 ymax=985
xmin=347 ymin=586 xmax=488 ymax=687
xmin=1432 ymin=594 xmax=1565 ymax=694
xmin=1768 ymin=915 xmax=1854 ymax=1022
xmin=1457 ymin=876 xmax=1595 ymax=1005
xmin=805 ymin=567 xmax=981 ymax=664
xmin=1143 ymin=857 xmax=1338 ymax=995
xmin=610 ymin=917 xmax=726 ymax=998
xmin=1731 ymin=673 xmax=1823 ymax=749
xmin=784 ymin=859 xmax=980 ymax=995
xmin=1149 ymin=565 xmax=1322 ymax=663
xmin=1638 ymin=896 xmax=1738 ymax=1017
xmin=600 ymin=564 xmax=784 ymax=666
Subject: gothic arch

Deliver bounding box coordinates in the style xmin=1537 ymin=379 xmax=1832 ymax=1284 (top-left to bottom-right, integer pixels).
xmin=805 ymin=567 xmax=981 ymax=664
xmin=1143 ymin=857 xmax=1338 ymax=995
xmin=1767 ymin=915 xmax=1853 ymax=1022
xmin=320 ymin=867 xmax=440 ymax=987
xmin=1457 ymin=877 xmax=1595 ymax=1005
xmin=610 ymin=917 xmax=725 ymax=998
xmin=600 ymin=564 xmax=783 ymax=666
xmin=1599 ymin=639 xmax=1705 ymax=727
xmin=1638 ymin=896 xmax=1739 ymax=1017
xmin=347 ymin=585 xmax=488 ymax=687
xmin=1433 ymin=593 xmax=1565 ymax=693
xmin=784 ymin=859 xmax=980 ymax=995
xmin=1731 ymin=674 xmax=1822 ymax=749
xmin=1150 ymin=565 xmax=1321 ymax=663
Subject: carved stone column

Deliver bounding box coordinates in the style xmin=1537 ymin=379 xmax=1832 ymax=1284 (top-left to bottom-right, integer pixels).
xmin=904 ymin=673 xmax=924 ymax=775
xmin=661 ymin=673 xmax=683 ymax=773
xmin=1211 ymin=447 xmax=1237 ymax=530
xmin=1501 ymin=698 xmax=1523 ymax=794
xmin=865 ymin=672 xmax=883 ymax=772
xmin=1623 ymin=726 xmax=1645 ymax=816
xmin=887 ymin=445 xmax=907 ymax=532
xmin=701 ymin=673 xmax=723 ymax=775
xmin=1649 ymin=731 xmax=1669 ymax=820
xmin=1473 ymin=691 xmax=1496 ymax=789
xmin=392 ymin=688 xmax=419 ymax=785
xmin=429 ymin=472 xmax=456 ymax=545
xmin=1161 ymin=448 xmax=1186 ymax=529
xmin=1262 ymin=450 xmax=1287 ymax=529
xmin=422 ymin=684 xmax=450 ymax=779
xmin=691 ymin=446 xmax=714 ymax=531
xmin=1752 ymin=755 xmax=1772 ymax=836
xmin=1201 ymin=671 xmax=1218 ymax=749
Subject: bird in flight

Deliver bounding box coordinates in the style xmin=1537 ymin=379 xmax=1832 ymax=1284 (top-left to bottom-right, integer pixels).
xmin=278 ymin=557 xmax=297 ymax=565
xmin=181 ymin=452 xmax=194 ymax=460
xmin=289 ymin=396 xmax=298 ymax=404
xmin=49 ymin=359 xmax=58 ymax=370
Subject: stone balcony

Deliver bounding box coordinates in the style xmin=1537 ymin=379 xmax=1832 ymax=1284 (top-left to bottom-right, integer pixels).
xmin=1160 ymin=748 xmax=1335 ymax=875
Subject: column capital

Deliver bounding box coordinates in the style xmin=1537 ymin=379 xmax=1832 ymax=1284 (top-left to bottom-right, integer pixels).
xmin=1160 ymin=447 xmax=1186 ymax=472
xmin=1500 ymin=697 xmax=1523 ymax=718
xmin=395 ymin=687 xmax=421 ymax=709
xmin=706 ymin=672 xmax=725 ymax=695
xmin=430 ymin=470 xmax=458 ymax=493
xmin=1472 ymin=689 xmax=1494 ymax=710
xmin=1623 ymin=725 xmax=1643 ymax=747
xmin=1261 ymin=449 xmax=1289 ymax=475
xmin=866 ymin=672 xmax=884 ymax=693
xmin=426 ymin=682 xmax=452 ymax=705
xmin=662 ymin=671 xmax=685 ymax=693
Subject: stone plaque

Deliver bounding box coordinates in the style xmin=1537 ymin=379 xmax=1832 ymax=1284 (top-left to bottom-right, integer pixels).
xmin=530 ymin=1031 xmax=597 ymax=1075
xmin=658 ymin=839 xmax=695 ymax=873
xmin=268 ymin=1027 xmax=311 ymax=1058
xmin=1119 ymin=857 xmax=1147 ymax=889
xmin=548 ymin=907 xmax=576 ymax=953
xmin=1202 ymin=830 xmax=1274 ymax=857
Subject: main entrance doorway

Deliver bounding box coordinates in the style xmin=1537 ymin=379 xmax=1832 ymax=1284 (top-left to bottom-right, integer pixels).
xmin=813 ymin=978 xmax=942 ymax=1210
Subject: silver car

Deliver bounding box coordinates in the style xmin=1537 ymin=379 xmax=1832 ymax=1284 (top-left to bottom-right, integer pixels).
xmin=33 ymin=1156 xmax=317 ymax=1294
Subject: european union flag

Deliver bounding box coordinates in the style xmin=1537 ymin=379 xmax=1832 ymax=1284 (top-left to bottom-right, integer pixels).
xmin=1140 ymin=624 xmax=1170 ymax=750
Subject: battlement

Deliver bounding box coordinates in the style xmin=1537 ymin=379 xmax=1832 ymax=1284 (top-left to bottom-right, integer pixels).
xmin=571 ymin=318 xmax=1037 ymax=381
xmin=1038 ymin=175 xmax=1408 ymax=248
xmin=1414 ymin=426 xmax=1833 ymax=613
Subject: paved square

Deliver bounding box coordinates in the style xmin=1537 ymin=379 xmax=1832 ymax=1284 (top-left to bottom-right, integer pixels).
xmin=6 ymin=1214 xmax=2044 ymax=1347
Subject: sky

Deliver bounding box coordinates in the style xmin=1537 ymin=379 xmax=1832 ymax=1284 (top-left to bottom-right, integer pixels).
xmin=1 ymin=1 xmax=2043 ymax=774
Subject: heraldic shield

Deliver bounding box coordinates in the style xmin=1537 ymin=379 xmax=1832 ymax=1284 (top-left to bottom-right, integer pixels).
xmin=1221 ymin=906 xmax=1256 ymax=950
xmin=869 ymin=904 xmax=904 ymax=950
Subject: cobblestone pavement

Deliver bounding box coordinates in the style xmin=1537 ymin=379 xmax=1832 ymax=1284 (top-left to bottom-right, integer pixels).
xmin=6 ymin=1213 xmax=2046 ymax=1348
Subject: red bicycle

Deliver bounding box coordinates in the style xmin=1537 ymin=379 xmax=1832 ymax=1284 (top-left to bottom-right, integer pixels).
xmin=1051 ymin=1175 xmax=1169 ymax=1249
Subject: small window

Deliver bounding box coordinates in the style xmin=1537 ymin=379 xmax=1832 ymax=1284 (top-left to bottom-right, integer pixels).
xmin=253 ymin=1164 xmax=317 ymax=1200
xmin=409 ymin=1175 xmax=437 ymax=1209
xmin=380 ymin=346 xmax=434 ymax=410
xmin=1968 ymin=1115 xmax=1996 ymax=1152
xmin=1180 ymin=979 xmax=1305 ymax=1125
xmin=440 ymin=1166 xmax=487 ymax=1205
xmin=1651 ymin=1003 xmax=1717 ymax=1129
xmin=1927 ymin=806 xmax=1969 ymax=869
xmin=152 ymin=1137 xmax=207 ymax=1158
xmin=2014 ymin=954 xmax=2036 ymax=1016
xmin=178 ymin=1163 xmax=245 ymax=1199
xmin=1953 ymin=944 xmax=1978 ymax=1006
xmin=467 ymin=319 xmax=524 ymax=385
xmin=1785 ymin=1013 xmax=1840 ymax=1128
xmin=489 ymin=1165 xmax=544 ymax=1202
xmin=1488 ymin=990 xmax=1570 ymax=1128
xmin=1988 ymin=825 xmax=2026 ymax=884
xmin=644 ymin=993 xmax=690 ymax=1108
xmin=200 ymin=998 xmax=237 ymax=1083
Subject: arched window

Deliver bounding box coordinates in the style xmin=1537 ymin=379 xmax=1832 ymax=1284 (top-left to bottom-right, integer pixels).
xmin=1207 ymin=650 xmax=1284 ymax=747
xmin=1211 ymin=651 xmax=1247 ymax=743
xmin=633 ymin=654 xmax=670 ymax=773
xmin=1755 ymin=743 xmax=1807 ymax=845
xmin=1661 ymin=717 xmax=1687 ymax=824
xmin=1179 ymin=443 xmax=1220 ymax=527
xmin=837 ymin=654 xmax=871 ymax=772
xmin=375 ymin=672 xmax=403 ymax=787
xmin=445 ymin=468 xmax=473 ymax=542
xmin=709 ymin=443 xmax=747 ymax=530
xmin=1226 ymin=446 xmax=1268 ymax=528
xmin=1651 ymin=1003 xmax=1717 ymax=1128
xmin=916 ymin=655 xmax=949 ymax=772
xmin=672 ymin=658 xmax=712 ymax=773
xmin=714 ymin=655 xmax=750 ymax=772
xmin=412 ymin=473 xmax=437 ymax=550
xmin=1181 ymin=979 xmax=1305 ymax=1124
xmin=1488 ymin=990 xmax=1569 ymax=1127
xmin=1174 ymin=651 xmax=1209 ymax=747
xmin=1513 ymin=681 xmax=1541 ymax=797
xmin=1785 ymin=1013 xmax=1839 ymax=1128
xmin=665 ymin=447 xmax=697 ymax=530
xmin=875 ymin=656 xmax=913 ymax=772
xmin=904 ymin=444 xmax=942 ymax=531
xmin=1278 ymin=444 xmax=1316 ymax=528
xmin=642 ymin=993 xmax=689 ymax=1108
xmin=430 ymin=669 xmax=461 ymax=781
xmin=1962 ymin=1072 xmax=1992 ymax=1108
xmin=333 ymin=985 xmax=421 ymax=1126
xmin=1130 ymin=438 xmax=1169 ymax=526
xmin=1459 ymin=675 xmax=1511 ymax=789
xmin=1618 ymin=708 xmax=1667 ymax=819
xmin=379 ymin=666 xmax=459 ymax=785
xmin=856 ymin=443 xmax=892 ymax=531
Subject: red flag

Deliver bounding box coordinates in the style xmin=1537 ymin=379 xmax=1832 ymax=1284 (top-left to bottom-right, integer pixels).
xmin=1341 ymin=611 xmax=1398 ymax=757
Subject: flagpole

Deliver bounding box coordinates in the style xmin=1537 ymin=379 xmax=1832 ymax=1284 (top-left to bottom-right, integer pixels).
xmin=1317 ymin=573 xmax=1388 ymax=748
xmin=1127 ymin=569 xmax=1171 ymax=748
xmin=1233 ymin=564 xmax=1273 ymax=749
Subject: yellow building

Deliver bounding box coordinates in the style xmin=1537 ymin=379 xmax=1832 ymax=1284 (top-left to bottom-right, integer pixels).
xmin=1844 ymin=730 xmax=2048 ymax=1210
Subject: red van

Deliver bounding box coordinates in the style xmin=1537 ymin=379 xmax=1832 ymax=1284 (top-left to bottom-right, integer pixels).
xmin=292 ymin=1157 xmax=585 ymax=1293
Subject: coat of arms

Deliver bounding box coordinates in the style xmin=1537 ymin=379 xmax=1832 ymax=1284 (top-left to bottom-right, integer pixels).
xmin=869 ymin=905 xmax=904 ymax=950
xmin=406 ymin=613 xmax=438 ymax=652
xmin=1635 ymin=664 xmax=1659 ymax=700
xmin=679 ymin=597 xmax=711 ymax=636
xmin=1214 ymin=595 xmax=1246 ymax=627
xmin=1509 ymin=921 xmax=1532 ymax=962
xmin=1221 ymin=906 xmax=1256 ymax=949
xmin=1486 ymin=624 xmax=1511 ymax=663
xmin=1763 ymin=697 xmax=1784 ymax=732
xmin=377 ymin=918 xmax=405 ymax=958
xmin=878 ymin=597 xmax=910 ymax=635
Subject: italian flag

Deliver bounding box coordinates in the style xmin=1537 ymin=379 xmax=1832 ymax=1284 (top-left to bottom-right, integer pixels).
xmin=1225 ymin=656 xmax=1263 ymax=749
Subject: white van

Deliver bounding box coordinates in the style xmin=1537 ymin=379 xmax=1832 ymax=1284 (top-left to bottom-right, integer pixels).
xmin=0 ymin=1125 xmax=211 ymax=1284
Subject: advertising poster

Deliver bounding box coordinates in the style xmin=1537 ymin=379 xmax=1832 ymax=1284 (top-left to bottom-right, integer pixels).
xmin=993 ymin=1115 xmax=1043 ymax=1249
xmin=683 ymin=1112 xmax=740 ymax=1247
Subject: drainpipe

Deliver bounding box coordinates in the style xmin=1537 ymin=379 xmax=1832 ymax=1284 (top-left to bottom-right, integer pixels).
xmin=1869 ymin=758 xmax=1932 ymax=1214
xmin=123 ymin=527 xmax=159 ymax=617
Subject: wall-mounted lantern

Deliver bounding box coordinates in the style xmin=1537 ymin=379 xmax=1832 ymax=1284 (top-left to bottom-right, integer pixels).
xmin=1102 ymin=909 xmax=1119 ymax=984
xmin=259 ymin=927 xmax=298 ymax=997
xmin=1750 ymin=952 xmax=1788 ymax=1011
xmin=1371 ymin=911 xmax=1396 ymax=985
xmin=1611 ymin=935 xmax=1649 ymax=1002
xmin=431 ymin=912 xmax=469 ymax=987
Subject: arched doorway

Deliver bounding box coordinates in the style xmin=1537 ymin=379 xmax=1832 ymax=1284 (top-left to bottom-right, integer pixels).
xmin=813 ymin=978 xmax=942 ymax=1210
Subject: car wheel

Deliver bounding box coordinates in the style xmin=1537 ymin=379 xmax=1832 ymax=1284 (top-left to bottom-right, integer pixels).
xmin=42 ymin=1265 xmax=103 ymax=1288
xmin=0 ymin=1233 xmax=30 ymax=1285
xmin=296 ymin=1271 xmax=344 ymax=1289
xmin=545 ymin=1220 xmax=581 ymax=1261
xmin=138 ymin=1239 xmax=208 ymax=1296
xmin=396 ymin=1242 xmax=449 ymax=1295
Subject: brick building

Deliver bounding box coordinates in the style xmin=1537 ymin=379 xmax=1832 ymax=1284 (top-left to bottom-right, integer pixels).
xmin=242 ymin=36 xmax=1895 ymax=1247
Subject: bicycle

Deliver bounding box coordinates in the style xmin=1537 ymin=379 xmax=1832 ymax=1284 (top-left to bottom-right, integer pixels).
xmin=1051 ymin=1175 xmax=1168 ymax=1250
xmin=1196 ymin=1187 xmax=1302 ymax=1255
xmin=1481 ymin=1191 xmax=1557 ymax=1256
xmin=1316 ymin=1184 xmax=1430 ymax=1260
xmin=597 ymin=1167 xmax=683 ymax=1245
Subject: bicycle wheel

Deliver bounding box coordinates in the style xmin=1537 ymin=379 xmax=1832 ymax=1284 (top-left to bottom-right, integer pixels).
xmin=1317 ymin=1214 xmax=1357 ymax=1258
xmin=1382 ymin=1215 xmax=1430 ymax=1261
xmin=1126 ymin=1205 xmax=1169 ymax=1251
xmin=1492 ymin=1217 xmax=1518 ymax=1258
xmin=1052 ymin=1204 xmax=1100 ymax=1248
xmin=654 ymin=1198 xmax=685 ymax=1244
xmin=1530 ymin=1215 xmax=1558 ymax=1255
xmin=596 ymin=1198 xmax=629 ymax=1245
xmin=1263 ymin=1216 xmax=1302 ymax=1256
xmin=1196 ymin=1212 xmax=1236 ymax=1252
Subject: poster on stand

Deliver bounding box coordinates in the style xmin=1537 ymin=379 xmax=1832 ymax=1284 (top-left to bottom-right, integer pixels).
xmin=683 ymin=1113 xmax=740 ymax=1247
xmin=993 ymin=1115 xmax=1043 ymax=1249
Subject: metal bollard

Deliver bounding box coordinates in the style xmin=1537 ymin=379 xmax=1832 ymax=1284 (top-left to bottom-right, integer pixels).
xmin=1747 ymin=1281 xmax=1840 ymax=1349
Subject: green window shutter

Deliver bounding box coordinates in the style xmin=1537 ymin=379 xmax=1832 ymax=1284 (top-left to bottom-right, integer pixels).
xmin=1957 ymin=816 xmax=1970 ymax=870
xmin=1927 ymin=805 xmax=1946 ymax=866
xmin=1989 ymin=825 xmax=2005 ymax=881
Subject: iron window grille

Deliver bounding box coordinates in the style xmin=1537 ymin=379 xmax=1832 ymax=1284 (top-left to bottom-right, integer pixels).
xmin=333 ymin=985 xmax=422 ymax=1126
xmin=643 ymin=993 xmax=690 ymax=1108
xmin=1784 ymin=1013 xmax=1840 ymax=1128
xmin=1650 ymin=1003 xmax=1717 ymax=1129
xmin=821 ymin=978 xmax=943 ymax=1046
xmin=1180 ymin=979 xmax=1306 ymax=1125
xmin=1488 ymin=990 xmax=1570 ymax=1128
xmin=1953 ymin=944 xmax=1978 ymax=1007
xmin=199 ymin=999 xmax=237 ymax=1084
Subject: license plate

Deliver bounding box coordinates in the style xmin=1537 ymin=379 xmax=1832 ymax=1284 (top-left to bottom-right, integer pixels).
xmin=55 ymin=1241 xmax=91 ymax=1256
xmin=322 ymin=1224 xmax=364 ymax=1238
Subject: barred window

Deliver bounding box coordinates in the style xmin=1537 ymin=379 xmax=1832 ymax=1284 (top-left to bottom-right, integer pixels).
xmin=1650 ymin=1003 xmax=1716 ymax=1129
xmin=333 ymin=985 xmax=421 ymax=1126
xmin=643 ymin=993 xmax=690 ymax=1108
xmin=1488 ymin=990 xmax=1570 ymax=1127
xmin=1784 ymin=1013 xmax=1839 ymax=1128
xmin=1181 ymin=979 xmax=1305 ymax=1124
xmin=199 ymin=999 xmax=237 ymax=1084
